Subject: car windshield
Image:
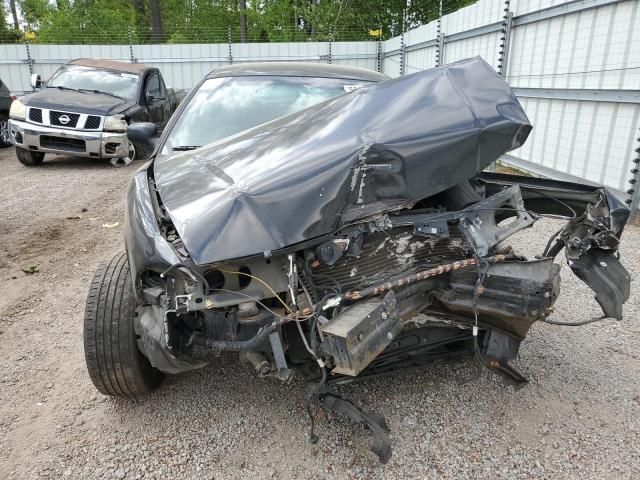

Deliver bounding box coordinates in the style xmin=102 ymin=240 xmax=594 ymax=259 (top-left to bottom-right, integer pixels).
xmin=162 ymin=75 xmax=369 ymax=153
xmin=47 ymin=65 xmax=139 ymax=100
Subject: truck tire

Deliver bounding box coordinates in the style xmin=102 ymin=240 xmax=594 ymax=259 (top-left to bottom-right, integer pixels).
xmin=16 ymin=147 xmax=45 ymax=166
xmin=84 ymin=252 xmax=163 ymax=398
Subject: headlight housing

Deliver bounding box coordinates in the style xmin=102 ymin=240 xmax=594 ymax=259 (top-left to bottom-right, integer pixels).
xmin=103 ymin=115 xmax=128 ymax=132
xmin=9 ymin=99 xmax=26 ymax=120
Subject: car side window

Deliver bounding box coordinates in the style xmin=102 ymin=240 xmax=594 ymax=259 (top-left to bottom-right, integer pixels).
xmin=145 ymin=73 xmax=161 ymax=102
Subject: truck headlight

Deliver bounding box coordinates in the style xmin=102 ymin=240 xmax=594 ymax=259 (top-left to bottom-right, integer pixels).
xmin=9 ymin=99 xmax=26 ymax=120
xmin=104 ymin=115 xmax=128 ymax=132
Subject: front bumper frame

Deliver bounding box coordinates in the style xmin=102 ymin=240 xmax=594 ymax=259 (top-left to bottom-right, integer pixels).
xmin=8 ymin=118 xmax=129 ymax=158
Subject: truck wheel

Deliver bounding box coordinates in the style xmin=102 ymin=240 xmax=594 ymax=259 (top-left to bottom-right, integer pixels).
xmin=16 ymin=147 xmax=45 ymax=166
xmin=0 ymin=119 xmax=11 ymax=147
xmin=84 ymin=252 xmax=163 ymax=398
xmin=109 ymin=142 xmax=135 ymax=167
xmin=110 ymin=142 xmax=152 ymax=166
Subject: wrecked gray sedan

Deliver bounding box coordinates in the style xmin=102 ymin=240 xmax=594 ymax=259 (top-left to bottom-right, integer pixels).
xmin=84 ymin=58 xmax=630 ymax=463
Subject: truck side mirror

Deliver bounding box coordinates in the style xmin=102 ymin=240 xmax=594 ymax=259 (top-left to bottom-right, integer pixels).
xmin=146 ymin=94 xmax=165 ymax=105
xmin=30 ymin=74 xmax=43 ymax=89
xmin=127 ymin=122 xmax=158 ymax=148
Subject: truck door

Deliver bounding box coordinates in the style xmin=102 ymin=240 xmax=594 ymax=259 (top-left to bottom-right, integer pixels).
xmin=144 ymin=72 xmax=168 ymax=130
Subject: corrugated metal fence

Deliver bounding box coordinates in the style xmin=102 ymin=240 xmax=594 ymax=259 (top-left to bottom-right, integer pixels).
xmin=381 ymin=0 xmax=640 ymax=215
xmin=0 ymin=0 xmax=638 ymax=213
xmin=0 ymin=42 xmax=379 ymax=93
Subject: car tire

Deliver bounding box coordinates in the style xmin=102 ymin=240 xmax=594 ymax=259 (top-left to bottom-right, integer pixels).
xmin=0 ymin=118 xmax=11 ymax=148
xmin=84 ymin=252 xmax=163 ymax=398
xmin=16 ymin=147 xmax=45 ymax=166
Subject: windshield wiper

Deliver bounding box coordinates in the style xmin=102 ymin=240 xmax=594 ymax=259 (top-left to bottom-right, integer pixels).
xmin=45 ymin=85 xmax=126 ymax=101
xmin=47 ymin=85 xmax=81 ymax=92
xmin=172 ymin=146 xmax=201 ymax=151
xmin=77 ymin=88 xmax=126 ymax=101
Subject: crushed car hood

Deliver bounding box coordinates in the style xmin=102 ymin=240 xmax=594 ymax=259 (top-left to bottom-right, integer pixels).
xmin=153 ymin=57 xmax=532 ymax=265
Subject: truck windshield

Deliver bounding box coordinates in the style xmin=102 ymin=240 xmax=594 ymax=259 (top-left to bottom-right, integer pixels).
xmin=162 ymin=75 xmax=369 ymax=153
xmin=47 ymin=65 xmax=139 ymax=100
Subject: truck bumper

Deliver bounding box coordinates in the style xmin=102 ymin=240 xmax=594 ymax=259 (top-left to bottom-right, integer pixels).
xmin=8 ymin=119 xmax=129 ymax=159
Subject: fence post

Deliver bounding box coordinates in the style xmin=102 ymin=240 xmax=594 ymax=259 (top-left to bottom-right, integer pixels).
xmin=498 ymin=1 xmax=513 ymax=76
xmin=24 ymin=41 xmax=34 ymax=90
xmin=328 ymin=35 xmax=332 ymax=64
xmin=227 ymin=27 xmax=233 ymax=65
xmin=376 ymin=37 xmax=383 ymax=73
xmin=128 ymin=27 xmax=135 ymax=63
xmin=399 ymin=10 xmax=406 ymax=76
xmin=627 ymin=128 xmax=640 ymax=223
xmin=435 ymin=0 xmax=444 ymax=67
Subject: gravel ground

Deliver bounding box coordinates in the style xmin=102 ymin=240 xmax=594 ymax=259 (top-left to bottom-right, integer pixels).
xmin=0 ymin=146 xmax=639 ymax=480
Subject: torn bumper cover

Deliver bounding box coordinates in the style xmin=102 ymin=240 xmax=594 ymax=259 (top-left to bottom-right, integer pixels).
xmin=122 ymin=58 xmax=630 ymax=463
xmin=480 ymin=172 xmax=631 ymax=322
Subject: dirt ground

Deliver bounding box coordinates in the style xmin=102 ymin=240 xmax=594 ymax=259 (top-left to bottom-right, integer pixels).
xmin=0 ymin=147 xmax=639 ymax=479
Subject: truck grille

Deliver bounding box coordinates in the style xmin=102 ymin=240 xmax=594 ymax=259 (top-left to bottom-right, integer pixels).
xmin=29 ymin=108 xmax=43 ymax=123
xmin=50 ymin=111 xmax=80 ymax=128
xmin=40 ymin=135 xmax=86 ymax=152
xmin=84 ymin=116 xmax=101 ymax=129
xmin=26 ymin=108 xmax=104 ymax=130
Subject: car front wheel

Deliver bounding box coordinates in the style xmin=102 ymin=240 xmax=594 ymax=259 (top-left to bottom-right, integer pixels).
xmin=84 ymin=252 xmax=163 ymax=398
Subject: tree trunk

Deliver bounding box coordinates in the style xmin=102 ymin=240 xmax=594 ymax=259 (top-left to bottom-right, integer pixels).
xmin=239 ymin=0 xmax=247 ymax=43
xmin=9 ymin=0 xmax=19 ymax=31
xmin=149 ymin=0 xmax=164 ymax=43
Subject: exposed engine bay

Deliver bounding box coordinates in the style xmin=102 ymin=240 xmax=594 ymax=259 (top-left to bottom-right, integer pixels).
xmin=123 ymin=59 xmax=631 ymax=463
xmin=132 ymin=172 xmax=629 ymax=464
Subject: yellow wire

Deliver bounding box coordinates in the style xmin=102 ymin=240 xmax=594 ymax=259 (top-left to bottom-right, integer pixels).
xmin=218 ymin=268 xmax=297 ymax=315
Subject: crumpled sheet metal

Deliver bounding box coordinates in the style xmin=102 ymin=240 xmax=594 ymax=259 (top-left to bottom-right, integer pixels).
xmin=136 ymin=305 xmax=207 ymax=374
xmin=153 ymin=57 xmax=531 ymax=266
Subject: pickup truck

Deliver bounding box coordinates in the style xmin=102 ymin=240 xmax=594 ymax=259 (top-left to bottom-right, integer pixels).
xmin=8 ymin=58 xmax=184 ymax=166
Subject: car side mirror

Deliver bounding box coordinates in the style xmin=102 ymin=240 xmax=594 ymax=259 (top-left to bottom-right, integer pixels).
xmin=127 ymin=122 xmax=158 ymax=148
xmin=30 ymin=73 xmax=43 ymax=89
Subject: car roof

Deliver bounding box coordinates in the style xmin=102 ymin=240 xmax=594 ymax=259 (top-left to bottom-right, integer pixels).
xmin=66 ymin=58 xmax=151 ymax=76
xmin=207 ymin=62 xmax=389 ymax=82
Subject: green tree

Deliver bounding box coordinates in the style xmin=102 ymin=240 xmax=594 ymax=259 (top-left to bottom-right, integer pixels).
xmin=29 ymin=0 xmax=135 ymax=43
xmin=3 ymin=0 xmax=476 ymax=45
xmin=19 ymin=0 xmax=51 ymax=29
xmin=0 ymin=2 xmax=9 ymax=40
